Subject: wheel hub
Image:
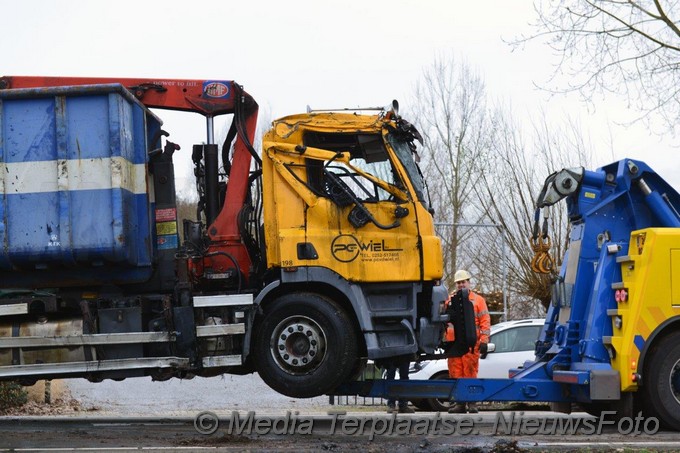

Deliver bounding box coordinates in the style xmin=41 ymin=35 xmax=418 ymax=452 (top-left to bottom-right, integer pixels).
xmin=272 ymin=316 xmax=327 ymax=374
xmin=671 ymin=358 xmax=680 ymax=405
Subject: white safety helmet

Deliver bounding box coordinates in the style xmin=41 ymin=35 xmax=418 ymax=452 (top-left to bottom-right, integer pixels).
xmin=454 ymin=269 xmax=472 ymax=283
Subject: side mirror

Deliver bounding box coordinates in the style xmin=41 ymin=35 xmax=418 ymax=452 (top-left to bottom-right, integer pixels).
xmin=480 ymin=342 xmax=495 ymax=359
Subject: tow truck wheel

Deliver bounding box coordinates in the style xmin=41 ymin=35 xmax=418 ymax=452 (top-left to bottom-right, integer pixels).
xmin=642 ymin=331 xmax=680 ymax=430
xmin=254 ymin=293 xmax=358 ymax=398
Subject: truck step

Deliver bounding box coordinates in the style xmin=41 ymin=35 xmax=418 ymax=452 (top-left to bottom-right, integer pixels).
xmin=196 ymin=323 xmax=245 ymax=337
xmin=615 ymin=255 xmax=636 ymax=263
xmin=0 ymin=303 xmax=28 ymax=317
xmin=201 ymin=355 xmax=242 ymax=368
xmin=193 ymin=294 xmax=254 ymax=307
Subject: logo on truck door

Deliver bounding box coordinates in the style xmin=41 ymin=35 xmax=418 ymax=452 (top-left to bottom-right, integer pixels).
xmin=331 ymin=234 xmax=403 ymax=263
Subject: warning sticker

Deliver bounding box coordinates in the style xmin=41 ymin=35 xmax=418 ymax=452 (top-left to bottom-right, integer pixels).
xmin=155 ymin=208 xmax=177 ymax=222
xmin=156 ymin=221 xmax=178 ymax=235
xmin=157 ymin=235 xmax=178 ymax=250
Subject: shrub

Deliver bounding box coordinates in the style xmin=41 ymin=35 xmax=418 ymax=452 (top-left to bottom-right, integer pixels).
xmin=0 ymin=381 xmax=28 ymax=411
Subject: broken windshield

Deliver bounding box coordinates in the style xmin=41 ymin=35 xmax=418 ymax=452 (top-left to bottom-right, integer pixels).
xmin=386 ymin=134 xmax=425 ymax=202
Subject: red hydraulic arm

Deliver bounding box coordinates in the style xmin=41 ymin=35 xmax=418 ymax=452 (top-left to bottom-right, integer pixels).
xmin=0 ymin=75 xmax=260 ymax=286
xmin=0 ymin=75 xmax=258 ymax=116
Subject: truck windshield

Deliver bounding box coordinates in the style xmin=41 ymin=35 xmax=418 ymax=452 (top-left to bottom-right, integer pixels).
xmin=386 ymin=134 xmax=425 ymax=202
xmin=303 ymin=131 xmax=407 ymax=203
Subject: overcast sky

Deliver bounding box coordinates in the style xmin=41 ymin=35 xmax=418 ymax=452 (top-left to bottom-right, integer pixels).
xmin=3 ymin=0 xmax=678 ymax=189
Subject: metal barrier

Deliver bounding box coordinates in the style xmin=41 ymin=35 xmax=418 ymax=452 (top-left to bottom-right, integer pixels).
xmin=329 ymin=362 xmax=385 ymax=406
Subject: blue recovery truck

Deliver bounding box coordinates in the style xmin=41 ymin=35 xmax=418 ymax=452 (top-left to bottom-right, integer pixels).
xmin=338 ymin=159 xmax=680 ymax=430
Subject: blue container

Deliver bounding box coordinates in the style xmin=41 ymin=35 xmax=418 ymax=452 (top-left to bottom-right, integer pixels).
xmin=0 ymin=84 xmax=162 ymax=288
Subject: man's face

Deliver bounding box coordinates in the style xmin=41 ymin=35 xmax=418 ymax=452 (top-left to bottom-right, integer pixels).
xmin=456 ymin=279 xmax=471 ymax=290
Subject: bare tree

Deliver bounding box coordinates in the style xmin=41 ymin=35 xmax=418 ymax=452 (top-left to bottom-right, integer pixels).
xmin=472 ymin=108 xmax=593 ymax=314
xmin=522 ymin=0 xmax=680 ymax=131
xmin=411 ymin=56 xmax=492 ymax=287
xmin=409 ymin=55 xmax=595 ymax=316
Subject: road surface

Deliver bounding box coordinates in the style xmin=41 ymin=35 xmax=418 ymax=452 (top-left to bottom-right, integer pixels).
xmin=0 ymin=375 xmax=676 ymax=451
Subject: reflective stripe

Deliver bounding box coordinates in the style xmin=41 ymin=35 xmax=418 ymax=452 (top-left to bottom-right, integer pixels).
xmin=480 ymin=329 xmax=491 ymax=335
xmin=1 ymin=158 xmax=147 ymax=195
xmin=475 ymin=310 xmax=489 ymax=317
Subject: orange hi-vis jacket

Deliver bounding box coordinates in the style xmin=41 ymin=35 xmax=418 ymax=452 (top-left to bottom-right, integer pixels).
xmin=446 ymin=290 xmax=491 ymax=379
xmin=444 ymin=290 xmax=491 ymax=345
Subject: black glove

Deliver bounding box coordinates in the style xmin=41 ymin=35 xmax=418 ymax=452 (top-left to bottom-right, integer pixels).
xmin=479 ymin=343 xmax=488 ymax=354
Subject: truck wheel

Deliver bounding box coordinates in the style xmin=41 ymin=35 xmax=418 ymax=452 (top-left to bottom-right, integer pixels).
xmin=642 ymin=331 xmax=680 ymax=430
xmin=346 ymin=357 xmax=368 ymax=382
xmin=254 ymin=293 xmax=358 ymax=398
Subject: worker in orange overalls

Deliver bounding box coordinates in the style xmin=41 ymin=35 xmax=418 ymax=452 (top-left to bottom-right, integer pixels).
xmin=446 ymin=269 xmax=491 ymax=414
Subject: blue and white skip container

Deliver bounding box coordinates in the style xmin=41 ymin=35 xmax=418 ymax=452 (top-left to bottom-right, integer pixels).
xmin=0 ymin=84 xmax=163 ymax=288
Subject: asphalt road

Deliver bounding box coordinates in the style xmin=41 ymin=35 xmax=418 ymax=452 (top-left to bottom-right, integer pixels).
xmin=1 ymin=412 xmax=679 ymax=451
xmin=0 ymin=375 xmax=676 ymax=451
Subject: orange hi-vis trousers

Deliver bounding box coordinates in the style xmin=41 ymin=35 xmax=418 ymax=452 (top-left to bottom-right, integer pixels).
xmin=448 ymin=348 xmax=481 ymax=378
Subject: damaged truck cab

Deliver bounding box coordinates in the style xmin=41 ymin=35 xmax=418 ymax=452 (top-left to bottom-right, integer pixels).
xmin=254 ymin=110 xmax=447 ymax=395
xmin=0 ymin=77 xmax=448 ymax=399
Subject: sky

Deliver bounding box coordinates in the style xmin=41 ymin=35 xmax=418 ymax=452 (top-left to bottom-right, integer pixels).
xmin=2 ymin=0 xmax=678 ymax=190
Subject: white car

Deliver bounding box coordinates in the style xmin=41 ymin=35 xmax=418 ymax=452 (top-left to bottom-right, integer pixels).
xmin=408 ymin=318 xmax=545 ymax=411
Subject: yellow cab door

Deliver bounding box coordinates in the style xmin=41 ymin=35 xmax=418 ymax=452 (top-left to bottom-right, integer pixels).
xmin=262 ymin=114 xmax=442 ymax=284
xmin=298 ymin=128 xmax=437 ymax=283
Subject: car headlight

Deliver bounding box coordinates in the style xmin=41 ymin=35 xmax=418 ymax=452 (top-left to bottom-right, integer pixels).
xmin=409 ymin=361 xmax=430 ymax=373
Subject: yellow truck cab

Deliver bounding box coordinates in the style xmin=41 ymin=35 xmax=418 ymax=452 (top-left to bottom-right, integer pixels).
xmin=254 ymin=108 xmax=448 ymax=396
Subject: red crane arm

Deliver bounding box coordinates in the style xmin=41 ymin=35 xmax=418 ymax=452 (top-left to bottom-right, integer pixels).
xmin=1 ymin=75 xmax=261 ymax=285
xmin=0 ymin=76 xmax=257 ymax=117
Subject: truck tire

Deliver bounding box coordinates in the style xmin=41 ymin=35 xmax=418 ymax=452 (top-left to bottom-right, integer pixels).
xmin=346 ymin=357 xmax=368 ymax=382
xmin=642 ymin=331 xmax=680 ymax=430
xmin=254 ymin=293 xmax=358 ymax=398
